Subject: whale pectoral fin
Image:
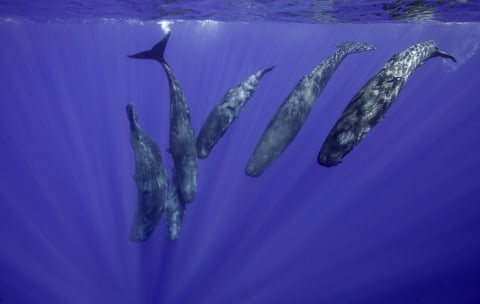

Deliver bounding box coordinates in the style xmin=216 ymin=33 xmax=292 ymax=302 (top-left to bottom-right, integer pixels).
xmin=226 ymin=105 xmax=236 ymax=115
xmin=220 ymin=106 xmax=236 ymax=125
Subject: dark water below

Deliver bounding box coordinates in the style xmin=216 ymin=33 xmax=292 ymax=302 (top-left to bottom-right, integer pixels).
xmin=1 ymin=4 xmax=480 ymax=304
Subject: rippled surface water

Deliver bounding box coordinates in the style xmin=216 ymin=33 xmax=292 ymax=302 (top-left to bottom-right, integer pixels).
xmin=1 ymin=0 xmax=480 ymax=23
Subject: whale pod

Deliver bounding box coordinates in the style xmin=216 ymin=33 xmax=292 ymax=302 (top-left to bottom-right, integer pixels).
xmin=129 ymin=33 xmax=198 ymax=203
xmin=246 ymin=42 xmax=376 ymax=177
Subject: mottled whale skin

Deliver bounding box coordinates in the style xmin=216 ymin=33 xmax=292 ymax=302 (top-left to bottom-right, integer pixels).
xmin=196 ymin=66 xmax=275 ymax=159
xmin=318 ymin=40 xmax=456 ymax=167
xmin=126 ymin=104 xmax=169 ymax=242
xmin=245 ymin=42 xmax=376 ymax=177
xmin=164 ymin=181 xmax=185 ymax=241
xmin=129 ymin=33 xmax=198 ymax=203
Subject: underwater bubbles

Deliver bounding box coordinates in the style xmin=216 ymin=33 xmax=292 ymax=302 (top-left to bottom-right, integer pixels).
xmin=158 ymin=20 xmax=174 ymax=34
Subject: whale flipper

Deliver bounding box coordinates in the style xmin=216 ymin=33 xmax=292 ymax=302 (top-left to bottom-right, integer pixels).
xmin=318 ymin=40 xmax=456 ymax=167
xmin=126 ymin=104 xmax=169 ymax=242
xmin=196 ymin=66 xmax=275 ymax=158
xmin=245 ymin=42 xmax=376 ymax=177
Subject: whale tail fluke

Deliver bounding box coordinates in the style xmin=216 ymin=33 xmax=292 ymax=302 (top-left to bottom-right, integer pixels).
xmin=336 ymin=42 xmax=376 ymax=54
xmin=435 ymin=49 xmax=457 ymax=63
xmin=128 ymin=32 xmax=171 ymax=64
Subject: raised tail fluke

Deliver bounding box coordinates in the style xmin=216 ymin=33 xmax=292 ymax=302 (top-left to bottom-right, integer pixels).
xmin=128 ymin=32 xmax=171 ymax=64
xmin=336 ymin=42 xmax=376 ymax=54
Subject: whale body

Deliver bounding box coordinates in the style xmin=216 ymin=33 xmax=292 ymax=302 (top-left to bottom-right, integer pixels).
xmin=196 ymin=66 xmax=274 ymax=159
xmin=164 ymin=181 xmax=185 ymax=241
xmin=129 ymin=33 xmax=198 ymax=203
xmin=318 ymin=40 xmax=456 ymax=167
xmin=126 ymin=104 xmax=169 ymax=242
xmin=246 ymin=42 xmax=376 ymax=177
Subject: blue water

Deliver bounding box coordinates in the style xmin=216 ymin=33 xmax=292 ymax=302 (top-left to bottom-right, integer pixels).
xmin=1 ymin=5 xmax=480 ymax=304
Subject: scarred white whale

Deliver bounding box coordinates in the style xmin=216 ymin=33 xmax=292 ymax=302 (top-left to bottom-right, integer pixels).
xmin=196 ymin=66 xmax=274 ymax=159
xmin=128 ymin=33 xmax=198 ymax=203
xmin=126 ymin=104 xmax=169 ymax=242
xmin=246 ymin=42 xmax=376 ymax=177
xmin=317 ymin=40 xmax=456 ymax=167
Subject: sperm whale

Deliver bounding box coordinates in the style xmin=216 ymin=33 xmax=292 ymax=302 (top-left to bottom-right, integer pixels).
xmin=246 ymin=42 xmax=376 ymax=177
xmin=129 ymin=33 xmax=198 ymax=203
xmin=126 ymin=104 xmax=169 ymax=242
xmin=318 ymin=40 xmax=456 ymax=167
xmin=196 ymin=66 xmax=274 ymax=159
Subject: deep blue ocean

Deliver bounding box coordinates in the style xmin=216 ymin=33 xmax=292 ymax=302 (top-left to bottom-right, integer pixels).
xmin=1 ymin=1 xmax=480 ymax=304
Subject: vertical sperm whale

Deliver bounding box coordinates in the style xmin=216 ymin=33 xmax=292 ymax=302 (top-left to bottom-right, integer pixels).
xmin=128 ymin=33 xmax=198 ymax=203
xmin=318 ymin=40 xmax=456 ymax=167
xmin=246 ymin=42 xmax=376 ymax=177
xmin=126 ymin=104 xmax=169 ymax=242
xmin=196 ymin=66 xmax=275 ymax=159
